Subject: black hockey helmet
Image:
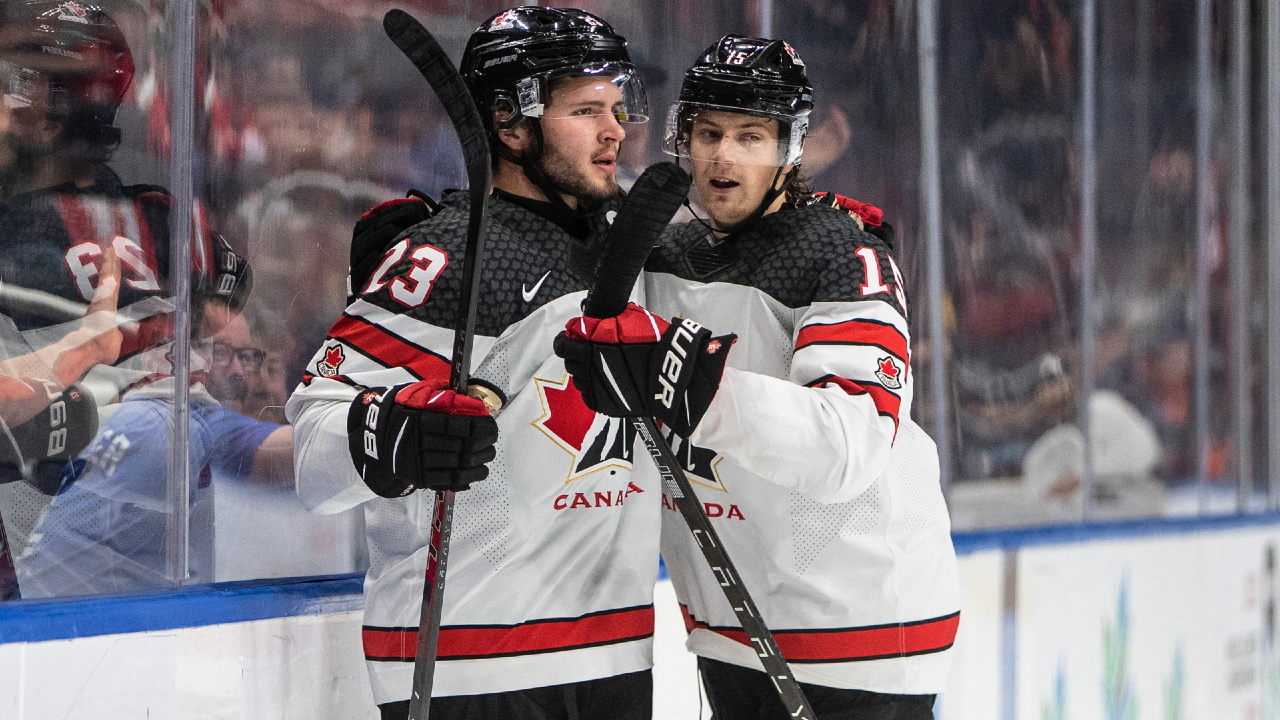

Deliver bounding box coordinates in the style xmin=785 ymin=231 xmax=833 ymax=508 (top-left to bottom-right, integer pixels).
xmin=0 ymin=1 xmax=134 ymax=150
xmin=664 ymin=35 xmax=813 ymax=167
xmin=461 ymin=7 xmax=648 ymax=136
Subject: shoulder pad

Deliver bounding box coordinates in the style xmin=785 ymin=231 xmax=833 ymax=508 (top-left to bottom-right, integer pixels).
xmin=811 ymin=192 xmax=883 ymax=228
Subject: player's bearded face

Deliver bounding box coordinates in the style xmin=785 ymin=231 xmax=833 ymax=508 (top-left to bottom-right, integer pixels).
xmin=536 ymin=76 xmax=626 ymax=203
xmin=688 ymin=111 xmax=790 ymax=232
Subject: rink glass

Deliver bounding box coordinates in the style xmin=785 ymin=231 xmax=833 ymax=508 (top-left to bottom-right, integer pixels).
xmin=0 ymin=0 xmax=1263 ymax=607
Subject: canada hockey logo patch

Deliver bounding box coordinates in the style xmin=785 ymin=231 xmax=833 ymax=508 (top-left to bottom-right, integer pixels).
xmin=316 ymin=345 xmax=345 ymax=378
xmin=490 ymin=9 xmax=519 ymax=29
xmin=533 ymin=374 xmax=637 ymax=482
xmin=783 ymin=42 xmax=805 ymax=66
xmin=57 ymin=1 xmax=89 ymax=22
xmin=875 ymin=356 xmax=903 ymax=390
xmin=661 ymin=428 xmax=728 ymax=494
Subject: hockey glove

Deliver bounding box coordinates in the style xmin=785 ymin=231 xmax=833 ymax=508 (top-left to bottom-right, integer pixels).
xmin=553 ymin=303 xmax=736 ymax=438
xmin=348 ymin=192 xmax=438 ymax=302
xmin=0 ymin=381 xmax=96 ymax=495
xmin=347 ymin=379 xmax=498 ymax=498
xmin=196 ymin=234 xmax=254 ymax=315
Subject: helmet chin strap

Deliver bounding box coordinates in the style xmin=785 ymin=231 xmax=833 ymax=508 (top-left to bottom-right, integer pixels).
xmin=686 ymin=164 xmax=797 ymax=244
xmin=498 ymin=120 xmax=581 ymax=217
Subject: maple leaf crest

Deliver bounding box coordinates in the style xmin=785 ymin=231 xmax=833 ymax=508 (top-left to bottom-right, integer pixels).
xmin=874 ymin=356 xmax=903 ymax=390
xmin=58 ymin=1 xmax=88 ymax=19
xmin=706 ymin=339 xmax=721 ymax=354
xmin=533 ymin=375 xmax=637 ymax=481
xmin=316 ymin=344 xmax=345 ymax=378
xmin=878 ymin=357 xmax=898 ymax=379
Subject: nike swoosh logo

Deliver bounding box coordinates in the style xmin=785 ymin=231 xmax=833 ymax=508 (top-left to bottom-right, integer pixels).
xmin=522 ymin=270 xmax=551 ymax=303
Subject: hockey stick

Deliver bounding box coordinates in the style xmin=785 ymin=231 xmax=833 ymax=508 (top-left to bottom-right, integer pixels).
xmin=383 ymin=10 xmax=491 ymax=719
xmin=583 ymin=164 xmax=816 ymax=720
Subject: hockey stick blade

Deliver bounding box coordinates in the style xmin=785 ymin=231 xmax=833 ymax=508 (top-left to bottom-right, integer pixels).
xmin=581 ymin=161 xmax=814 ymax=718
xmin=584 ymin=162 xmax=690 ymax=319
xmin=384 ymin=10 xmax=492 ymax=720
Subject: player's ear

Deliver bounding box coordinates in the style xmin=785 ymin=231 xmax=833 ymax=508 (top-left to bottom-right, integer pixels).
xmin=496 ymin=122 xmax=533 ymax=161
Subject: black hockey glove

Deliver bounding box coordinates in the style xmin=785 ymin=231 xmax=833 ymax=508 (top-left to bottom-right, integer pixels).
xmin=196 ymin=233 xmax=254 ymax=314
xmin=553 ymin=303 xmax=736 ymax=438
xmin=0 ymin=381 xmax=97 ymax=495
xmin=347 ymin=379 xmax=498 ymax=498
xmin=348 ymin=192 xmax=439 ymax=302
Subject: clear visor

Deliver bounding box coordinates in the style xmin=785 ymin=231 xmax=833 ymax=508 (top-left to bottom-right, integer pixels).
xmin=0 ymin=60 xmax=40 ymax=109
xmin=663 ymin=101 xmax=807 ymax=167
xmin=518 ymin=62 xmax=649 ymax=125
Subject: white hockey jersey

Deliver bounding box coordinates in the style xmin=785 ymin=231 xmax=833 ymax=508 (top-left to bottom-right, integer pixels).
xmin=643 ymin=200 xmax=960 ymax=695
xmin=286 ymin=191 xmax=661 ymax=702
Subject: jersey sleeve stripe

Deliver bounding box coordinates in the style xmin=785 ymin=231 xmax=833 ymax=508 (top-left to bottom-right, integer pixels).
xmin=680 ymin=605 xmax=959 ymax=663
xmin=795 ymin=318 xmax=908 ymax=362
xmin=327 ymin=313 xmax=450 ymax=381
xmin=301 ymin=372 xmax=357 ymax=387
xmin=806 ymin=374 xmax=901 ymax=432
xmin=361 ymin=604 xmax=655 ymax=662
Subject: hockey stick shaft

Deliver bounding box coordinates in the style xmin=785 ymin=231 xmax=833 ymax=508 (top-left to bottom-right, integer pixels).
xmin=634 ymin=419 xmax=814 ymax=719
xmin=383 ymin=10 xmax=492 ymax=719
xmin=581 ymin=163 xmax=814 ymax=719
xmin=583 ymin=162 xmax=689 ymax=318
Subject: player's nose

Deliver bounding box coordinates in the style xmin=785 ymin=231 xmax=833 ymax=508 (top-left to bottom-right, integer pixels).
xmin=599 ymin=113 xmax=624 ymax=143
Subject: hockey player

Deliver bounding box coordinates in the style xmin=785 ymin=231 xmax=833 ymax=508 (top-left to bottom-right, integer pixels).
xmin=286 ymin=8 xmax=663 ymax=719
xmin=555 ymin=36 xmax=960 ymax=719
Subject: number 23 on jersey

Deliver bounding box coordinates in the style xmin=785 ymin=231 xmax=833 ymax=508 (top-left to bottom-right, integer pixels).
xmin=362 ymin=238 xmax=449 ymax=309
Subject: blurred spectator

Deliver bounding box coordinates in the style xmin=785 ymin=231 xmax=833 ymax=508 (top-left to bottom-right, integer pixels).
xmin=15 ymin=300 xmax=292 ymax=598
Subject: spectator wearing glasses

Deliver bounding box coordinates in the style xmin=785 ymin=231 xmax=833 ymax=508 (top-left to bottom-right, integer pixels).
xmin=202 ymin=312 xmax=268 ymax=415
xmin=13 ymin=301 xmax=293 ymax=597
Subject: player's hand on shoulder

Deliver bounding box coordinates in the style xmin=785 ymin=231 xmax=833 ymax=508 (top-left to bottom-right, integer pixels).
xmin=349 ymin=192 xmax=438 ymax=303
xmin=347 ymin=378 xmax=498 ymax=497
xmin=552 ymin=302 xmax=736 ymax=438
xmin=811 ymin=191 xmax=896 ymax=248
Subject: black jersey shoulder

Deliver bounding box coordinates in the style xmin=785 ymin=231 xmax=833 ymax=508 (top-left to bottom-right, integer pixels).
xmin=356 ymin=190 xmax=617 ymax=337
xmin=648 ymin=202 xmax=906 ymax=315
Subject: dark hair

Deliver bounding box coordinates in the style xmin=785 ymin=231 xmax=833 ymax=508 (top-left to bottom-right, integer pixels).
xmin=784 ymin=167 xmax=812 ymax=206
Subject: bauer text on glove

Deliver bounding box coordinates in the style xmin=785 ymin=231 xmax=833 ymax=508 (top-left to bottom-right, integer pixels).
xmin=552 ymin=303 xmax=735 ymax=438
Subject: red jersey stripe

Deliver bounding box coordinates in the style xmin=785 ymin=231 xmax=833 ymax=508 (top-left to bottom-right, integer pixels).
xmin=681 ymin=605 xmax=959 ymax=663
xmin=327 ymin=314 xmax=450 ymax=382
xmin=806 ymin=375 xmax=901 ymax=429
xmin=301 ymin=372 xmax=357 ymax=387
xmin=362 ymin=605 xmax=655 ymax=662
xmin=795 ymin=319 xmax=908 ymax=362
